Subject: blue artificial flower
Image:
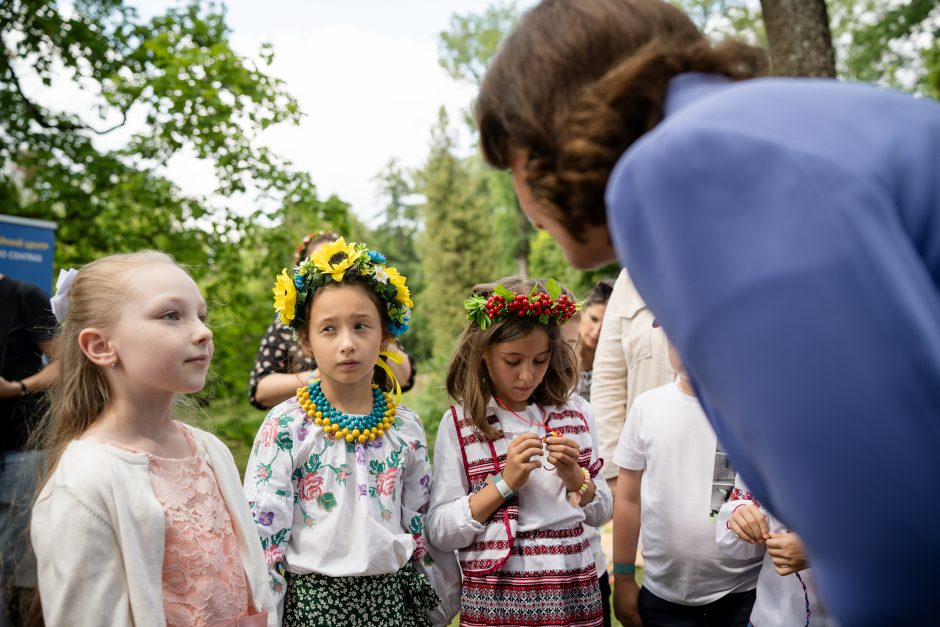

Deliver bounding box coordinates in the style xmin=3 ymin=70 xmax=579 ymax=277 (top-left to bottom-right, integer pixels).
xmin=388 ymin=320 xmax=409 ymax=336
xmin=367 ymin=250 xmax=387 ymax=264
xmin=294 ymin=273 xmax=305 ymax=288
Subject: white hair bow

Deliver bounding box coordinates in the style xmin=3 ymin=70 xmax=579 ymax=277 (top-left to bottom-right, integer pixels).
xmin=50 ymin=268 xmax=79 ymax=323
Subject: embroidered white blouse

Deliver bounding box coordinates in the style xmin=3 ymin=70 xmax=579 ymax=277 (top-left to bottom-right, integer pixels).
xmin=427 ymin=396 xmax=613 ymax=553
xmin=243 ymin=397 xmax=460 ymax=624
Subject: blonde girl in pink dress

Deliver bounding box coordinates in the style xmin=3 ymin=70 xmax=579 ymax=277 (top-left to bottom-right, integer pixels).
xmin=30 ymin=251 xmax=275 ymax=627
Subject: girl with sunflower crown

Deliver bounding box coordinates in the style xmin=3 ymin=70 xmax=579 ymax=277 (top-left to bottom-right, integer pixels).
xmin=248 ymin=231 xmax=415 ymax=410
xmin=243 ymin=239 xmax=459 ymax=627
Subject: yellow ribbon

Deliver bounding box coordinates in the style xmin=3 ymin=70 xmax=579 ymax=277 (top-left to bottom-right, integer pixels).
xmin=376 ymin=350 xmax=404 ymax=405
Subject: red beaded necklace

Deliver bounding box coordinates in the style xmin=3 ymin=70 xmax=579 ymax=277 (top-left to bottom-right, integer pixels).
xmin=494 ymin=397 xmax=558 ymax=439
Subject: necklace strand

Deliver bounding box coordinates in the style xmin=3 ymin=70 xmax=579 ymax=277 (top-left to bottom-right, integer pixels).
xmin=297 ymin=380 xmax=397 ymax=443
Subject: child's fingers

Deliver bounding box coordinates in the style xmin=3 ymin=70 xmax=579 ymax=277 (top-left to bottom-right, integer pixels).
xmin=731 ymin=506 xmax=765 ymax=543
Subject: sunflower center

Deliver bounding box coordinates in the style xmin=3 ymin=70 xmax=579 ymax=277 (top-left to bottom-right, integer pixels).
xmin=328 ymin=251 xmax=348 ymax=265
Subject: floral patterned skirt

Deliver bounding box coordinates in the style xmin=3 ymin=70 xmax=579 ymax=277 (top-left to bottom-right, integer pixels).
xmin=283 ymin=563 xmax=439 ymax=627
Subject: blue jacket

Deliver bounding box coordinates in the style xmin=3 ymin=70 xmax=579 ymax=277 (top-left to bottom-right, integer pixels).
xmin=608 ymin=73 xmax=940 ymax=625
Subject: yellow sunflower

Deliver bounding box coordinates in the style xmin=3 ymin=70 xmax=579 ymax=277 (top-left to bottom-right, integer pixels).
xmin=310 ymin=237 xmax=362 ymax=282
xmin=385 ymin=266 xmax=414 ymax=308
xmin=273 ymin=268 xmax=297 ymax=326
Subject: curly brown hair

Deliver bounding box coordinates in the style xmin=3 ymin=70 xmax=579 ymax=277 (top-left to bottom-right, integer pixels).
xmin=475 ymin=0 xmax=766 ymax=241
xmin=446 ymin=277 xmax=578 ymax=440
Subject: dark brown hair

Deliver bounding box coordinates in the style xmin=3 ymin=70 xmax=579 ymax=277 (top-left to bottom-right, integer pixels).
xmin=446 ymin=277 xmax=578 ymax=439
xmin=475 ymin=0 xmax=766 ymax=240
xmin=295 ymin=278 xmax=395 ymax=391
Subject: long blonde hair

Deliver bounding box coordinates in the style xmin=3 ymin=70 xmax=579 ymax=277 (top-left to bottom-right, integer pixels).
xmin=32 ymin=251 xmax=184 ymax=478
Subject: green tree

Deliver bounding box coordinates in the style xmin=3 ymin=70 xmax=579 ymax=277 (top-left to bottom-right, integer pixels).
xmin=416 ymin=108 xmax=495 ymax=359
xmin=0 ymin=0 xmax=348 ymax=400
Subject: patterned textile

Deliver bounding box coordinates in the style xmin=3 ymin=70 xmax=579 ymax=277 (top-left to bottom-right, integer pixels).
xmin=99 ymin=428 xmax=249 ymax=627
xmin=450 ymin=407 xmax=603 ymax=627
xmin=283 ymin=563 xmax=437 ymax=627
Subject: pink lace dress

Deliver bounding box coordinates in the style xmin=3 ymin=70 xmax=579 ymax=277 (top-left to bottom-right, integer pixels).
xmin=99 ymin=425 xmax=249 ymax=627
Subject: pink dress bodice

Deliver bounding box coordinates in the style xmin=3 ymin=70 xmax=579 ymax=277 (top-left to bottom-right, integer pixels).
xmin=98 ymin=425 xmax=248 ymax=627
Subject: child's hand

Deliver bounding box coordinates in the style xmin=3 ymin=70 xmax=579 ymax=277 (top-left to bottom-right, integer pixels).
xmin=767 ymin=531 xmax=809 ymax=575
xmin=729 ymin=503 xmax=770 ymax=544
xmin=503 ymin=433 xmax=545 ymax=492
xmin=613 ymin=576 xmax=643 ymax=627
xmin=545 ymin=435 xmax=584 ymax=491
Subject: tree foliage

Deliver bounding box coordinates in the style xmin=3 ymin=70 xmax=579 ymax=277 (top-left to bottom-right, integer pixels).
xmin=0 ymin=0 xmax=348 ymax=400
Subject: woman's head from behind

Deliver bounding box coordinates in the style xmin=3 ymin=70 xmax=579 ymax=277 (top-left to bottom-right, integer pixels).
xmin=476 ymin=0 xmax=764 ymax=268
xmin=447 ymin=277 xmax=578 ymax=438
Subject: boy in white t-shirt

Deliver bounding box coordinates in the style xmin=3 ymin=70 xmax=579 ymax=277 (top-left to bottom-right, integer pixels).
xmin=611 ymin=333 xmax=761 ymax=627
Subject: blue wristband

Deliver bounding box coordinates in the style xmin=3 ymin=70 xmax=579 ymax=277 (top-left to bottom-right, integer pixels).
xmin=493 ymin=472 xmax=516 ymax=499
xmin=613 ymin=562 xmax=636 ymax=576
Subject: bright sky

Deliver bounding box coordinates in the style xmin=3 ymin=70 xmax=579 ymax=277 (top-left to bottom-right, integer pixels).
xmin=148 ymin=0 xmax=536 ymax=225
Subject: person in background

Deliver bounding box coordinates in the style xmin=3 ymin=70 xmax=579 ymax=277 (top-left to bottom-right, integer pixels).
xmin=249 ymin=231 xmax=414 ymax=410
xmin=613 ymin=333 xmax=760 ymax=626
xmin=590 ymin=269 xmax=672 ymax=492
xmin=0 ymin=273 xmax=58 ymax=627
xmin=571 ymin=279 xmax=614 ymax=401
xmin=716 ymin=473 xmax=836 ymax=626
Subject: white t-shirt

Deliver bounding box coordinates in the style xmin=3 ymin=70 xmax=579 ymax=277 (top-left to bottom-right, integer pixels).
xmin=613 ymin=382 xmax=760 ymax=605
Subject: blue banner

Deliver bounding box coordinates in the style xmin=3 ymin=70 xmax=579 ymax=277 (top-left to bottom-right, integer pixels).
xmin=0 ymin=214 xmax=58 ymax=294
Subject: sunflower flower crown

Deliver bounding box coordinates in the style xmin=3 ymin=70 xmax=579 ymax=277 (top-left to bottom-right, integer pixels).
xmin=464 ymin=278 xmax=578 ymax=331
xmin=273 ymin=237 xmax=413 ymax=336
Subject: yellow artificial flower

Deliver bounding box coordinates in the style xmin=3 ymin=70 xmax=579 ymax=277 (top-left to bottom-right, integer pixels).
xmin=310 ymin=237 xmax=362 ymax=282
xmin=273 ymin=268 xmax=297 ymax=326
xmin=385 ymin=266 xmax=413 ymax=308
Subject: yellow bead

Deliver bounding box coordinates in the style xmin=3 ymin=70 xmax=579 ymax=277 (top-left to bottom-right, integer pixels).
xmin=346 ymin=434 xmax=354 ymax=442
xmin=315 ymin=411 xmax=322 ymax=419
xmin=352 ymin=429 xmax=360 ymax=438
xmin=358 ymin=435 xmax=367 ymax=443
xmin=369 ymin=433 xmax=376 ymax=441
xmin=315 ymin=418 xmax=323 ymax=426
xmin=342 ymin=427 xmax=349 ymax=436
xmin=376 ymin=429 xmax=384 ymax=437
xmin=323 ymin=417 xmax=331 ymax=426
xmin=331 ymin=424 xmax=340 ymax=433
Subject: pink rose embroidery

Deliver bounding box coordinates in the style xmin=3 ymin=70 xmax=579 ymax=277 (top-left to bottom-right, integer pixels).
xmin=258 ymin=417 xmax=278 ymax=446
xmin=375 ymin=467 xmax=399 ymax=496
xmin=264 ymin=544 xmax=285 ymax=568
xmin=298 ymin=472 xmax=324 ymax=501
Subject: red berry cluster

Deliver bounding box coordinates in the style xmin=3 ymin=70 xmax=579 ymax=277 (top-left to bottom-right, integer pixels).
xmin=484 ymin=294 xmax=508 ymax=319
xmin=484 ymin=292 xmax=577 ymax=324
xmin=552 ymin=294 xmax=578 ymax=323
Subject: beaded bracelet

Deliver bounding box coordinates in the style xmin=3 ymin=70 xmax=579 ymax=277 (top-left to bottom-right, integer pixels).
xmin=566 ymin=467 xmax=592 ymax=507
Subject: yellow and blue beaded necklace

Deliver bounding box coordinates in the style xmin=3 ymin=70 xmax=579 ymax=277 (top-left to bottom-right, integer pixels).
xmin=297 ymin=380 xmax=397 ymax=443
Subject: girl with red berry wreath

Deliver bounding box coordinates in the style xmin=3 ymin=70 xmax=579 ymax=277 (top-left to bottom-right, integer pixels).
xmin=427 ymin=277 xmax=612 ymax=627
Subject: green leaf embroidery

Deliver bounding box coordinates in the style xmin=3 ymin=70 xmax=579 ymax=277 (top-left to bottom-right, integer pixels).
xmin=317 ymin=492 xmax=338 ymax=512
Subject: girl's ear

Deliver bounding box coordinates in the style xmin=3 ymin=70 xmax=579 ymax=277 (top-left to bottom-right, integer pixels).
xmin=78 ymin=328 xmax=115 ymax=367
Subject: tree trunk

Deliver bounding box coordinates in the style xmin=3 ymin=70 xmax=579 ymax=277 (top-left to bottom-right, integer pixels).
xmin=760 ymin=0 xmax=837 ymax=77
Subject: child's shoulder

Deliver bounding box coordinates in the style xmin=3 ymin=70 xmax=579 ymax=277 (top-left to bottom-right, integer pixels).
xmin=632 ymin=381 xmax=679 ymax=409
xmin=392 ymin=404 xmax=426 ymax=437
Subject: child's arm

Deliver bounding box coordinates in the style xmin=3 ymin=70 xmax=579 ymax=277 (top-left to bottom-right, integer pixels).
xmin=32 ymin=488 xmax=134 ymax=626
xmin=767 ymin=531 xmax=810 ymax=575
xmin=243 ymin=410 xmax=299 ymax=623
xmin=426 ymin=411 xmax=488 ymax=552
xmin=612 ymin=468 xmax=644 ymax=627
xmin=398 ymin=411 xmax=461 ymax=627
xmin=715 ymin=473 xmax=769 ymax=560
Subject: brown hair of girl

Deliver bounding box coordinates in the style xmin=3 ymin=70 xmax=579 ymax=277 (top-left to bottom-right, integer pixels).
xmin=446 ymin=277 xmax=578 ymax=439
xmin=294 ymin=278 xmax=395 ymax=392
xmin=475 ymin=0 xmax=766 ymax=240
